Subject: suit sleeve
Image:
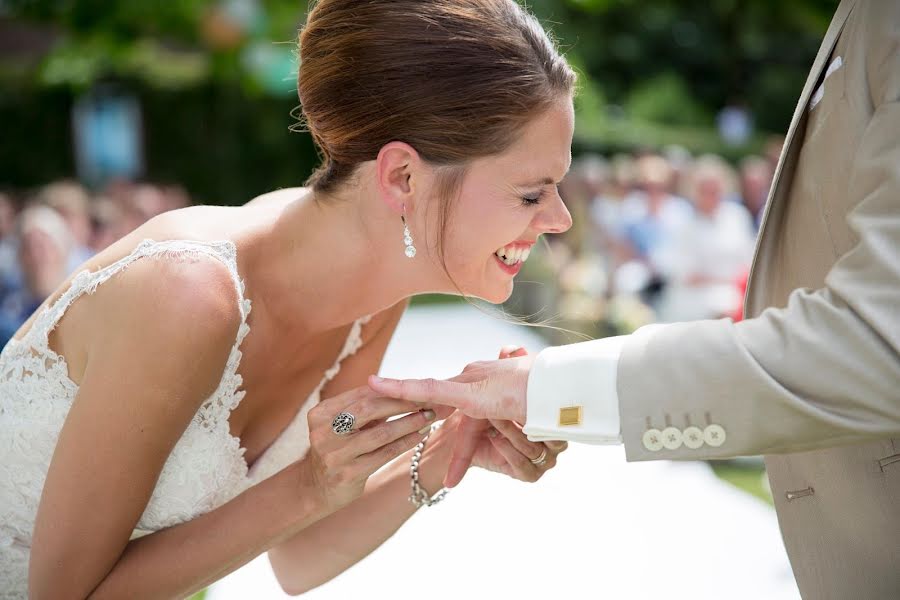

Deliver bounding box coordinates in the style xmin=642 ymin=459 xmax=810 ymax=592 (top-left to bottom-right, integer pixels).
xmin=617 ymin=7 xmax=900 ymax=461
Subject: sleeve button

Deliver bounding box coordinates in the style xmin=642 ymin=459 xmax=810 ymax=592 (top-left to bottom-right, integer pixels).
xmin=642 ymin=428 xmax=664 ymax=451
xmin=661 ymin=426 xmax=683 ymax=450
xmin=703 ymin=424 xmax=727 ymax=447
xmin=682 ymin=426 xmax=705 ymax=449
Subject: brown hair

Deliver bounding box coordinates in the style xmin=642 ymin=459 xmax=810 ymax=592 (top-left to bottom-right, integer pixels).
xmin=297 ymin=0 xmax=575 ymax=203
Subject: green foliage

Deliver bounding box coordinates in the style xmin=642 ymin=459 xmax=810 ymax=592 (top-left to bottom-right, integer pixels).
xmin=0 ymin=0 xmax=838 ymax=197
xmin=710 ymin=461 xmax=773 ymax=506
xmin=624 ymin=71 xmax=710 ymax=127
xmin=39 ymin=36 xmax=210 ymax=90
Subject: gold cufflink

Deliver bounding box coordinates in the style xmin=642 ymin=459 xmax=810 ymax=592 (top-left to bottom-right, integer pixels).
xmin=558 ymin=405 xmax=583 ymax=427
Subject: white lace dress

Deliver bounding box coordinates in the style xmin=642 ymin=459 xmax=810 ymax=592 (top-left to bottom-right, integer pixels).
xmin=0 ymin=239 xmax=371 ymax=599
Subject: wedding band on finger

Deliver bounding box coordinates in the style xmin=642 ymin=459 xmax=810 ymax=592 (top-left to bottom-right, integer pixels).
xmin=331 ymin=412 xmax=356 ymax=436
xmin=530 ymin=447 xmax=549 ymax=467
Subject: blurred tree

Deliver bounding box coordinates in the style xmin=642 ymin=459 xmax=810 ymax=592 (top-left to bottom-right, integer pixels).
xmin=0 ymin=0 xmax=837 ymax=202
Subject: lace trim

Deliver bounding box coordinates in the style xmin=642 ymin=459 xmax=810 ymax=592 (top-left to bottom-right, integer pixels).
xmin=0 ymin=235 xmax=375 ymax=589
xmin=245 ymin=313 xmax=373 ymax=484
xmin=0 ymin=239 xmax=255 ymax=535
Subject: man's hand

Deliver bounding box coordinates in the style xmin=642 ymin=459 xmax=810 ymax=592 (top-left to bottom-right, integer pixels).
xmin=367 ymin=349 xmax=533 ymax=422
xmin=368 ymin=345 xmax=535 ymax=487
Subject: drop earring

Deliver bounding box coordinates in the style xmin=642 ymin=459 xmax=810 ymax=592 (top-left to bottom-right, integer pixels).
xmin=401 ymin=206 xmax=416 ymax=258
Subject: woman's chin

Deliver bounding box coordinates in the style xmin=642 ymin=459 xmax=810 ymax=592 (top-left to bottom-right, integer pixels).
xmin=477 ymin=280 xmax=515 ymax=304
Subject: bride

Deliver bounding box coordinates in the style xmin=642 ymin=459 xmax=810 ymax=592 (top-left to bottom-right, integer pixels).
xmin=0 ymin=0 xmax=575 ymax=597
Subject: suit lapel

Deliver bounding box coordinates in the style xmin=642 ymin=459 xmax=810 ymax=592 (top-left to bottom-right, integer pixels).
xmin=744 ymin=0 xmax=856 ymax=314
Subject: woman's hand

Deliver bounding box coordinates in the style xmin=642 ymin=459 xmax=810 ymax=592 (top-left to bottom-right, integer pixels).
xmin=302 ymin=385 xmax=440 ymax=512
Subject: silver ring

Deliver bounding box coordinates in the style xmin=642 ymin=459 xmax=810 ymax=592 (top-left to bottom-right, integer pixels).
xmin=331 ymin=412 xmax=356 ymax=436
xmin=530 ymin=447 xmax=549 ymax=466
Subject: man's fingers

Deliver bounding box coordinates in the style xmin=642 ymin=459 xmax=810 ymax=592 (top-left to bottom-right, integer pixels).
xmin=443 ymin=417 xmax=483 ymax=488
xmin=490 ymin=419 xmax=546 ymax=462
xmin=368 ymin=375 xmax=475 ymax=413
xmin=544 ymin=440 xmax=569 ymax=454
xmin=432 ymin=405 xmax=456 ymax=420
xmin=488 ymin=434 xmax=538 ymax=482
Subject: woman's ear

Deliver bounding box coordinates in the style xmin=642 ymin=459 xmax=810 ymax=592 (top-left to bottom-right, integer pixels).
xmin=375 ymin=141 xmax=421 ymax=215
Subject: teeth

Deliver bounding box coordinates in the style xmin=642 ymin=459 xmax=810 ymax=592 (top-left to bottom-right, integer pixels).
xmin=494 ymin=245 xmax=531 ymax=266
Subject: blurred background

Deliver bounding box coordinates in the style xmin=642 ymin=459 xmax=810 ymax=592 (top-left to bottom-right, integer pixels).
xmin=0 ymin=0 xmax=837 ymax=597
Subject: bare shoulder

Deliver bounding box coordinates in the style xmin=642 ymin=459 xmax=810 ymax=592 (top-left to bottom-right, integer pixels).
xmin=85 ymin=249 xmax=243 ymax=394
xmin=28 ymin=241 xmax=247 ymax=595
xmin=244 ymin=187 xmax=309 ymax=210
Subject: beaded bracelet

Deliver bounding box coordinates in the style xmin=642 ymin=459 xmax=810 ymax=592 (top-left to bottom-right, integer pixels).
xmin=409 ymin=422 xmax=449 ymax=508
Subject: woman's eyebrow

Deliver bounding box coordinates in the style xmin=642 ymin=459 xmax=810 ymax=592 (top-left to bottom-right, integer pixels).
xmin=517 ymin=157 xmax=572 ymax=188
xmin=517 ymin=176 xmax=557 ymax=187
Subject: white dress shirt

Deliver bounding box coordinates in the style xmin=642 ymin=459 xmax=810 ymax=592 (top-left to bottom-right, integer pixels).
xmin=523 ymin=324 xmax=664 ymax=443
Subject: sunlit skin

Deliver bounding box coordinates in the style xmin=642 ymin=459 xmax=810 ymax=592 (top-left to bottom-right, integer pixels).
xmin=20 ymin=97 xmax=576 ymax=597
xmin=435 ymin=96 xmax=576 ymax=303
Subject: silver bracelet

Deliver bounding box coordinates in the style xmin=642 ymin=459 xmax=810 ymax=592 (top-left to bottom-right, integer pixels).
xmin=409 ymin=422 xmax=449 ymax=508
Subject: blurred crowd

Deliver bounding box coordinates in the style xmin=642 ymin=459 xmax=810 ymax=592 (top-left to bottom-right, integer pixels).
xmin=0 ymin=180 xmax=189 ymax=346
xmin=528 ymin=139 xmax=783 ymax=338
xmin=1 ymin=142 xmax=781 ymax=349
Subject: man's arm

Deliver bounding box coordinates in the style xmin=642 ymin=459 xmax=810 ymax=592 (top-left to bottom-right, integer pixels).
xmin=527 ymin=3 xmax=900 ymax=460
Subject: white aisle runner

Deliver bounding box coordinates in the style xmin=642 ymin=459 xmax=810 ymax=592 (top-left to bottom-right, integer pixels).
xmin=208 ymin=304 xmax=800 ymax=600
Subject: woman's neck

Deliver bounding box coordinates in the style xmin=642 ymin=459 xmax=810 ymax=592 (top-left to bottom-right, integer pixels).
xmin=245 ymin=189 xmax=418 ymax=337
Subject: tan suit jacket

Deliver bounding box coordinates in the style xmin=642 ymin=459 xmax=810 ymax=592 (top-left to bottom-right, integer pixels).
xmin=617 ymin=1 xmax=899 ymax=596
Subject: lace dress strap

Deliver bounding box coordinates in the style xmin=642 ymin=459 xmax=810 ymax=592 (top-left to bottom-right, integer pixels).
xmin=244 ymin=313 xmax=373 ymax=484
xmin=28 ymin=239 xmax=251 ymax=349
xmin=317 ymin=313 xmax=374 ymax=396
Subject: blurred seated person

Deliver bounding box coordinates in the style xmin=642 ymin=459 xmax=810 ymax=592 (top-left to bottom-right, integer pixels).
xmin=37 ymin=180 xmax=95 ymax=271
xmin=0 ymin=205 xmax=74 ymax=346
xmin=738 ymin=155 xmax=774 ymax=230
xmin=0 ymin=191 xmax=20 ymax=284
xmin=614 ymin=153 xmax=693 ymax=304
xmin=657 ymin=155 xmax=756 ymax=322
xmin=87 ymin=196 xmax=124 ymax=253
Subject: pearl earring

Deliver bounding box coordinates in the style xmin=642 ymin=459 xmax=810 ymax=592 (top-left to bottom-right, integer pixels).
xmin=401 ymin=206 xmax=416 ymax=258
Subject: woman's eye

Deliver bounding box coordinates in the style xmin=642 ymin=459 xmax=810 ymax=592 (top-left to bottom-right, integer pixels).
xmin=522 ymin=184 xmax=559 ymax=206
xmin=521 ymin=192 xmax=543 ymax=206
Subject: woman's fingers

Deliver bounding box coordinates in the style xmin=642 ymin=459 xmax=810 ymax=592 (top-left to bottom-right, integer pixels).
xmin=339 ymin=396 xmax=427 ymax=430
xmin=489 ymin=419 xmax=546 ymax=462
xmin=316 ymin=384 xmax=374 ymax=414
xmin=357 ymin=429 xmax=429 ymax=475
xmin=347 ymin=409 xmax=436 ymax=457
xmin=498 ymin=345 xmax=528 ymax=360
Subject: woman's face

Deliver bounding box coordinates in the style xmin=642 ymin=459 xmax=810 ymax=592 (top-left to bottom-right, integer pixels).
xmin=433 ymin=97 xmax=575 ymax=303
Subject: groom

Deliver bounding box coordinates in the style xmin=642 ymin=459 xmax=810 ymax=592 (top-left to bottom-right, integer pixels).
xmin=370 ymin=1 xmax=900 ymax=597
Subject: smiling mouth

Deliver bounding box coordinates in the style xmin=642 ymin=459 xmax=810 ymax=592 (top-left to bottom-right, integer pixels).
xmin=494 ymin=244 xmax=532 ymax=267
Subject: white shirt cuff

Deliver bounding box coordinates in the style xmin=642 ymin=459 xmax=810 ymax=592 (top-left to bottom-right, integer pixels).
xmin=523 ymin=335 xmax=628 ymax=444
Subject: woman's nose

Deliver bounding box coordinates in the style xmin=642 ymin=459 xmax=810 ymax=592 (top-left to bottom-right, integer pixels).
xmin=536 ymin=192 xmax=573 ymax=234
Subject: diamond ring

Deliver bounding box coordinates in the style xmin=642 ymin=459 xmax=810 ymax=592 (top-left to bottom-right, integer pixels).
xmin=331 ymin=412 xmax=356 ymax=436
